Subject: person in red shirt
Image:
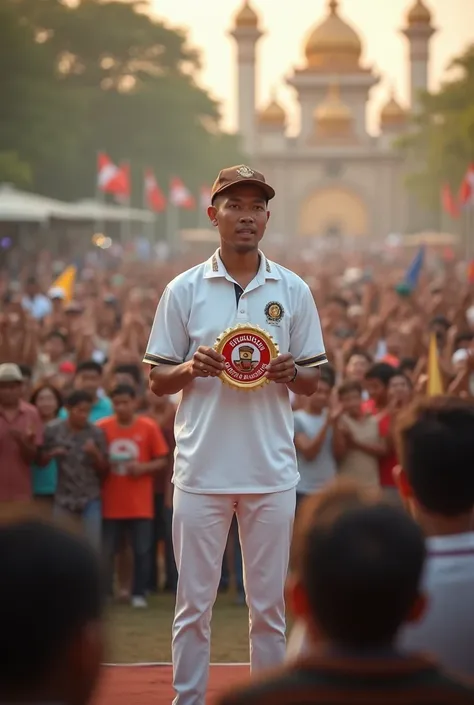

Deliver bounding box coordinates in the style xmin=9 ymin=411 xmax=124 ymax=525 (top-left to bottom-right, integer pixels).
xmin=98 ymin=384 xmax=168 ymax=608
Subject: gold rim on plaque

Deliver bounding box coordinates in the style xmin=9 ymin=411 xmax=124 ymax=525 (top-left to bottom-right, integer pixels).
xmin=213 ymin=323 xmax=279 ymax=391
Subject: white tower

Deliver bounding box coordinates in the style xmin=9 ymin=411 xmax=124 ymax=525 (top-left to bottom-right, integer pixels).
xmin=230 ymin=1 xmax=262 ymax=157
xmin=402 ymin=1 xmax=435 ymax=111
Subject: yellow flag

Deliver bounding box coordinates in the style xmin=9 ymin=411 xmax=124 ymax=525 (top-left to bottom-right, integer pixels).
xmin=427 ymin=332 xmax=443 ymax=397
xmin=51 ymin=265 xmax=76 ymax=304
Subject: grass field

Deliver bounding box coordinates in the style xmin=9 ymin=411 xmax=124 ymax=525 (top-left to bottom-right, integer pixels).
xmin=106 ymin=593 xmax=253 ymax=664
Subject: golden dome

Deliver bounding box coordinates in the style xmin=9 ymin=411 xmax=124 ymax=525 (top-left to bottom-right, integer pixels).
xmin=380 ymin=91 xmax=407 ymax=128
xmin=305 ymin=0 xmax=362 ymax=72
xmin=234 ymin=1 xmax=259 ymax=28
xmin=407 ymin=0 xmax=432 ymax=26
xmin=259 ymin=95 xmax=286 ymax=126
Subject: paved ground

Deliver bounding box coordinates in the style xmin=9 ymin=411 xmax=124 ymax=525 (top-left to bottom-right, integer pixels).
xmin=95 ymin=664 xmax=249 ymax=705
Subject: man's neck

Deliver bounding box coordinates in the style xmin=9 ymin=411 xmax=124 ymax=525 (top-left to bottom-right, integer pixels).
xmin=219 ymin=247 xmax=260 ymax=278
xmin=415 ymin=509 xmax=474 ymax=537
xmin=117 ymin=415 xmax=135 ymax=428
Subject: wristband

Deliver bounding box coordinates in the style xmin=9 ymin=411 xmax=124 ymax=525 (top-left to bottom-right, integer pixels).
xmin=289 ymin=366 xmax=298 ymax=384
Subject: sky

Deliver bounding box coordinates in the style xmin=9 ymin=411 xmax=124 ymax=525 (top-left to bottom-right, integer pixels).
xmin=149 ymin=0 xmax=472 ymax=135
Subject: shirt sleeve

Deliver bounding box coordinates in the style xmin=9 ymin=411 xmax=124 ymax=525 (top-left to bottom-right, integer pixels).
xmin=143 ymin=285 xmax=190 ymax=366
xmin=290 ymin=282 xmax=327 ymax=368
xmin=31 ymin=407 xmax=44 ymax=446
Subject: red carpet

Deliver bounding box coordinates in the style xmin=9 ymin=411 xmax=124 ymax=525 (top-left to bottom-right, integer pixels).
xmin=96 ymin=664 xmax=249 ymax=705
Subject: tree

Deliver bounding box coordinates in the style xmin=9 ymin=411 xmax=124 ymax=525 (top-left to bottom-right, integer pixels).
xmin=398 ymin=45 xmax=474 ymax=211
xmin=0 ymin=0 xmax=244 ymax=204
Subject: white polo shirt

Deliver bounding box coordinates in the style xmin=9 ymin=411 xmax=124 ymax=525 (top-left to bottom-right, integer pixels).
xmin=399 ymin=531 xmax=474 ymax=677
xmin=144 ymin=249 xmax=327 ymax=494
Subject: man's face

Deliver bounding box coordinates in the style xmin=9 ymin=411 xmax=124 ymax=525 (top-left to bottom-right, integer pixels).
xmin=112 ymin=393 xmax=135 ymax=421
xmin=0 ymin=381 xmax=22 ymax=406
xmin=346 ymin=355 xmax=369 ymax=381
xmin=208 ymin=184 xmax=269 ymax=255
xmin=365 ymin=378 xmax=387 ymax=407
xmin=308 ymin=381 xmax=332 ymax=412
xmin=68 ymin=401 xmax=92 ymax=428
xmin=75 ymin=370 xmax=101 ymax=397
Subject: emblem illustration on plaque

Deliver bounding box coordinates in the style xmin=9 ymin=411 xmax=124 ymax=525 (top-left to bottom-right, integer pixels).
xmin=214 ymin=323 xmax=279 ymax=391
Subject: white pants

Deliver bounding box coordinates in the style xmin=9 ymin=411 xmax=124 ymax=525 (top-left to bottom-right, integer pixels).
xmin=172 ymin=487 xmax=296 ymax=705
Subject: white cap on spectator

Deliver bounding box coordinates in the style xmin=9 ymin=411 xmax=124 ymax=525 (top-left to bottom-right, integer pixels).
xmin=48 ymin=287 xmax=66 ymax=300
xmin=0 ymin=363 xmax=23 ymax=383
xmin=452 ymin=349 xmax=468 ymax=365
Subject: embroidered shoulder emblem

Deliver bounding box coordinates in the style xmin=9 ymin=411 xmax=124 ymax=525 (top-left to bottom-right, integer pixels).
xmin=265 ymin=259 xmax=271 ymax=273
xmin=236 ymin=165 xmax=255 ymax=178
xmin=265 ymin=301 xmax=284 ymax=325
xmin=212 ymin=254 xmax=218 ymax=272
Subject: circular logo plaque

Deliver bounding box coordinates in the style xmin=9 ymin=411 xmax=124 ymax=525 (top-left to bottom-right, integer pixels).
xmin=214 ymin=323 xmax=279 ymax=391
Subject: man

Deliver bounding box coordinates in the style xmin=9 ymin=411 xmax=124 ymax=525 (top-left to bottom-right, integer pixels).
xmin=0 ymin=363 xmax=43 ymax=505
xmin=21 ymin=276 xmax=52 ymax=321
xmin=396 ymin=396 xmax=474 ymax=677
xmin=41 ymin=390 xmax=108 ymax=548
xmin=98 ymin=385 xmax=168 ymax=608
xmin=0 ymin=517 xmax=104 ymax=705
xmin=218 ymin=484 xmax=474 ymax=705
xmin=59 ymin=360 xmax=113 ymax=422
xmin=144 ymin=165 xmax=326 ymax=705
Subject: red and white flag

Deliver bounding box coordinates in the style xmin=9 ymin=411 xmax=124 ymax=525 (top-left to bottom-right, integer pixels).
xmin=144 ymin=169 xmax=166 ymax=212
xmin=441 ymin=183 xmax=459 ymax=219
xmin=458 ymin=163 xmax=474 ymax=208
xmin=200 ymin=185 xmax=212 ymax=210
xmin=97 ymin=152 xmax=130 ymax=198
xmin=170 ymin=177 xmax=195 ymax=210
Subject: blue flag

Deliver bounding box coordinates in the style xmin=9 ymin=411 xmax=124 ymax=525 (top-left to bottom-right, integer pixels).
xmin=404 ymin=246 xmax=424 ymax=290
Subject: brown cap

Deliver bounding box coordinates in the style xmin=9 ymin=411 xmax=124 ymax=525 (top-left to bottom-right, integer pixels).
xmin=211 ymin=165 xmax=275 ymax=203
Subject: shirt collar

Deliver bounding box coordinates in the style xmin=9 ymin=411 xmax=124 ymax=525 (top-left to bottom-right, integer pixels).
xmin=203 ymin=249 xmax=281 ymax=282
xmin=426 ymin=532 xmax=474 ymax=557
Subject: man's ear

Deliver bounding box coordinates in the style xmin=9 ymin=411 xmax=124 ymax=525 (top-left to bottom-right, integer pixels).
xmin=207 ymin=205 xmax=218 ymax=225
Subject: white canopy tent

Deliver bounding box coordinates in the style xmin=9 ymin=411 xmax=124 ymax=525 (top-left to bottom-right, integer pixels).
xmin=0 ymin=185 xmax=153 ymax=224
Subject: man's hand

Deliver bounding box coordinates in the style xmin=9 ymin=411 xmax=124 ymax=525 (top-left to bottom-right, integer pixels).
xmin=9 ymin=426 xmax=35 ymax=446
xmin=265 ymin=353 xmax=296 ymax=384
xmin=83 ymin=439 xmax=100 ymax=456
xmin=127 ymin=461 xmax=146 ymax=477
xmin=190 ymin=346 xmax=225 ymax=378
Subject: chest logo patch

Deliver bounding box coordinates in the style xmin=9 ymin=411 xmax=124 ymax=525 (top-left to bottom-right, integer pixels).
xmin=265 ymin=301 xmax=284 ymax=325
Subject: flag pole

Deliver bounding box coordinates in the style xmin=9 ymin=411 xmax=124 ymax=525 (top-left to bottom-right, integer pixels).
xmin=95 ymin=150 xmax=105 ymax=238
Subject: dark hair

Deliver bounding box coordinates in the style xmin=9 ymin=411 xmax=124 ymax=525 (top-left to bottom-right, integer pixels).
xmin=348 ymin=350 xmax=373 ymax=364
xmin=397 ymin=397 xmax=474 ymax=516
xmin=319 ymin=363 xmax=336 ymax=388
xmin=391 ymin=371 xmax=413 ymax=389
xmin=113 ymin=364 xmax=142 ymax=387
xmin=365 ymin=362 xmax=397 ymax=387
xmin=297 ymin=502 xmax=425 ymax=647
xmin=65 ymin=390 xmax=93 ymax=408
xmin=110 ymin=384 xmax=136 ymax=400
xmin=399 ymin=357 xmax=416 ymax=374
xmin=0 ymin=519 xmax=104 ymax=693
xmin=46 ymin=330 xmax=67 ymax=345
xmin=30 ymin=384 xmax=63 ymax=414
xmin=19 ymin=364 xmax=32 ymax=380
xmin=76 ymin=360 xmax=103 ymax=377
xmin=328 ymin=295 xmax=349 ymax=310
xmin=338 ymin=380 xmax=362 ymax=398
xmin=429 ymin=316 xmax=450 ymax=331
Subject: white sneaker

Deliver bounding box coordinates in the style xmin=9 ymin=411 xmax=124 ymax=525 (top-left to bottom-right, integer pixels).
xmin=131 ymin=595 xmax=148 ymax=609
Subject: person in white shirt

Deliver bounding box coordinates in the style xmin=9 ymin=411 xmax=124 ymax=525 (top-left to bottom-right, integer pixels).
xmin=395 ymin=396 xmax=474 ymax=677
xmin=21 ymin=277 xmax=52 ymax=320
xmin=144 ymin=165 xmax=327 ymax=705
xmin=287 ymin=397 xmax=474 ymax=679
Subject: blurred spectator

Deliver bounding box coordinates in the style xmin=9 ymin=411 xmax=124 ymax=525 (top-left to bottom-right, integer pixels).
xmin=31 ymin=384 xmax=63 ymax=514
xmin=21 ymin=276 xmax=52 ymax=320
xmin=220 ymin=482 xmax=474 ymax=705
xmin=0 ymin=517 xmax=104 ymax=705
xmin=396 ymin=397 xmax=474 ymax=677
xmin=99 ymin=384 xmax=168 ymax=608
xmin=334 ymin=381 xmax=381 ymax=489
xmin=0 ymin=363 xmax=43 ymax=506
xmin=40 ymin=390 xmax=108 ymax=548
xmin=59 ymin=360 xmax=113 ymax=422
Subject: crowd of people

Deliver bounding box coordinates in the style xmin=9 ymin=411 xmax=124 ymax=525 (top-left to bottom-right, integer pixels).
xmin=0 ymin=242 xmax=473 ymax=608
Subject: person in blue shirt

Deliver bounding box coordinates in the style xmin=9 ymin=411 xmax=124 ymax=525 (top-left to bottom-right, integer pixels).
xmin=59 ymin=360 xmax=113 ymax=423
xmin=31 ymin=383 xmax=63 ymax=512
